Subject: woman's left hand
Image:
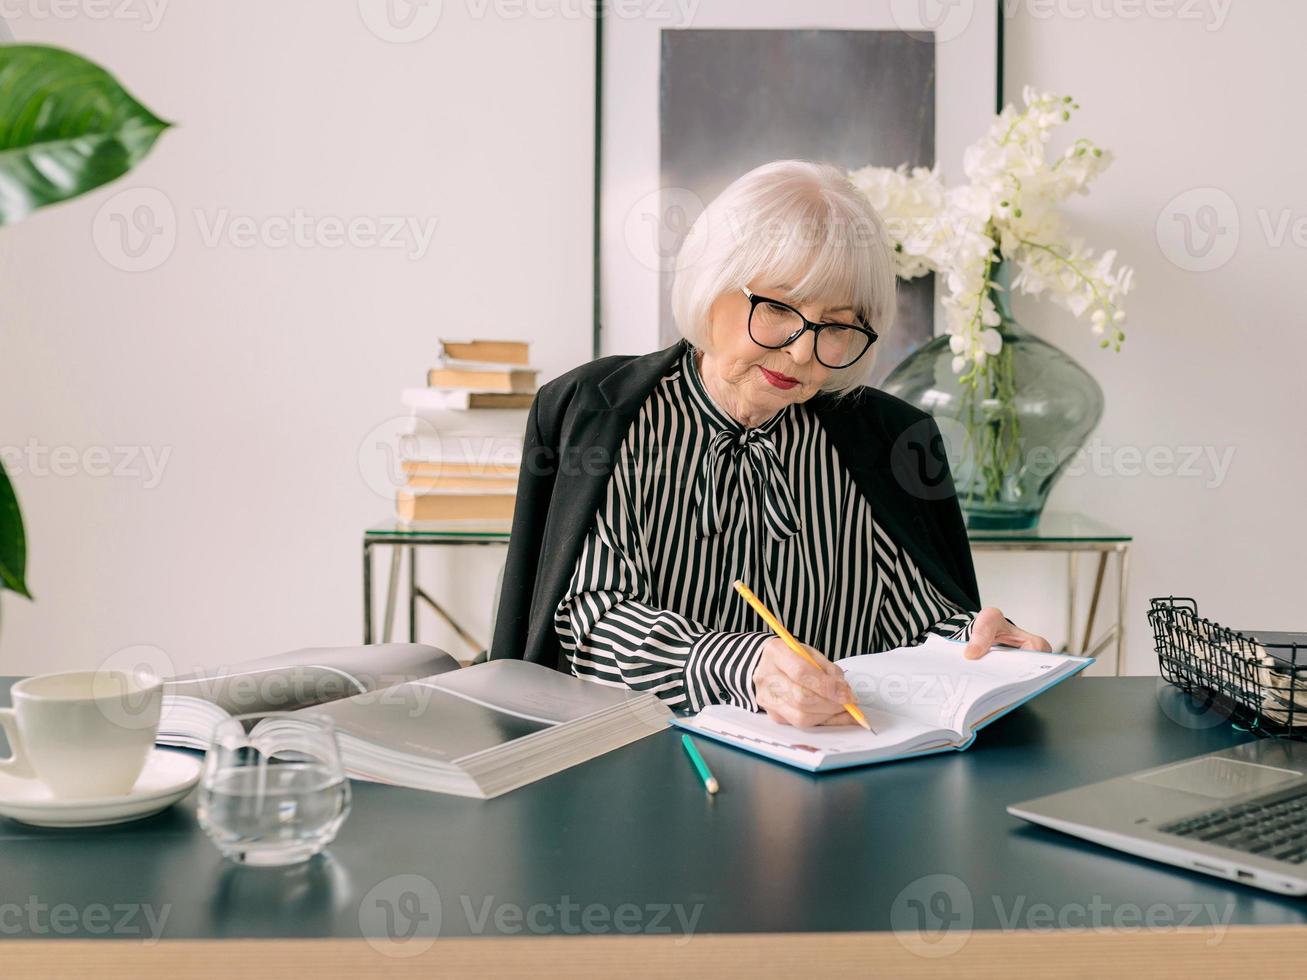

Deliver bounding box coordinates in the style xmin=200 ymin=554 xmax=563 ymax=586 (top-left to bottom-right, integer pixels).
xmin=963 ymin=607 xmax=1053 ymax=659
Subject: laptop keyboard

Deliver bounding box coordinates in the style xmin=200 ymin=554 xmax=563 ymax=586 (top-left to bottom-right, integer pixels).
xmin=1159 ymin=786 xmax=1307 ymax=863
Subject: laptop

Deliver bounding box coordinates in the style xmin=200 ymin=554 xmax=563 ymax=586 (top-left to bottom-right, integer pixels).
xmin=1008 ymin=739 xmax=1307 ymax=896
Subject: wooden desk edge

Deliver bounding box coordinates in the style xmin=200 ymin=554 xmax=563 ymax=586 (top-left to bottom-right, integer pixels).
xmin=5 ymin=925 xmax=1304 ymax=979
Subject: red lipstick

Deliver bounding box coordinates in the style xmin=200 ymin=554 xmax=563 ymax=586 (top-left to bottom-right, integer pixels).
xmin=759 ymin=366 xmax=799 ymax=390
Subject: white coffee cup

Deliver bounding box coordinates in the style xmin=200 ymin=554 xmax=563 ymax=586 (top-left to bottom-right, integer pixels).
xmin=0 ymin=670 xmax=163 ymax=799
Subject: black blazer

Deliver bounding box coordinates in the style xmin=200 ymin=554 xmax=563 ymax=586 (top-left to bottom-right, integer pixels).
xmin=489 ymin=339 xmax=982 ymax=671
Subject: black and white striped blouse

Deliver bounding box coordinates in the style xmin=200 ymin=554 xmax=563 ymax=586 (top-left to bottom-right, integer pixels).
xmin=554 ymin=345 xmax=976 ymax=712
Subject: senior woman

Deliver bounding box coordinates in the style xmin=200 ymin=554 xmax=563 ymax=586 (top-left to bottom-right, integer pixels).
xmin=490 ymin=159 xmax=1051 ymax=727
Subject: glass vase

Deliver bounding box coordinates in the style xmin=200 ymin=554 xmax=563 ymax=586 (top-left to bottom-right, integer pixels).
xmin=880 ymin=262 xmax=1104 ymax=530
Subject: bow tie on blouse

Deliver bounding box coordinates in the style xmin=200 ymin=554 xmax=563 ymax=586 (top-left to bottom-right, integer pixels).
xmin=692 ymin=425 xmax=803 ymax=542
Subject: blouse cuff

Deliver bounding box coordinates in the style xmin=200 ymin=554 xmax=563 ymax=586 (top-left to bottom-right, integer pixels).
xmin=683 ymin=631 xmax=772 ymax=712
xmin=922 ymin=611 xmax=977 ymax=644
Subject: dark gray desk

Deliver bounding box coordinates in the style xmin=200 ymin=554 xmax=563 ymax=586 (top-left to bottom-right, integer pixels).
xmin=3 ymin=677 xmax=1305 ymax=976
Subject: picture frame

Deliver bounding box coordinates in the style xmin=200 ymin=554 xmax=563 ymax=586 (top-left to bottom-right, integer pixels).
xmin=594 ymin=0 xmax=1002 ymax=387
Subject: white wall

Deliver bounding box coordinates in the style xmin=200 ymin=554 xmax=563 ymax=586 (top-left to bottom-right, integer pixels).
xmin=988 ymin=0 xmax=1307 ymax=674
xmin=2 ymin=2 xmax=1303 ymax=678
xmin=0 ymin=1 xmax=595 ymax=675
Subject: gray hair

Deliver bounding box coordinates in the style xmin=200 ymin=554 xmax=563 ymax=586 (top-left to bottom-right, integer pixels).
xmin=669 ymin=159 xmax=898 ymax=395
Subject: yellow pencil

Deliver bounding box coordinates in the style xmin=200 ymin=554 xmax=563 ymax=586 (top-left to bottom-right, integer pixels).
xmin=732 ymin=580 xmax=873 ymax=732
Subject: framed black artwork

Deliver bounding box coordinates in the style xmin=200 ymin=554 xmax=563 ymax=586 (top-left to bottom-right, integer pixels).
xmin=595 ymin=1 xmax=1001 ymax=387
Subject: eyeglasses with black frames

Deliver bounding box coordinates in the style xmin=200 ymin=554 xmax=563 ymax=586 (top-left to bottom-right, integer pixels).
xmin=740 ymin=286 xmax=878 ymax=369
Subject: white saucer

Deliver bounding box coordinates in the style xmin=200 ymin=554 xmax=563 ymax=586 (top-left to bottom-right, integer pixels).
xmin=0 ymin=748 xmax=202 ymax=828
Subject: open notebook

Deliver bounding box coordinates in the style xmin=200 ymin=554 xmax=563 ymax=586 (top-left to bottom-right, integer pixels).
xmin=675 ymin=635 xmax=1090 ymax=772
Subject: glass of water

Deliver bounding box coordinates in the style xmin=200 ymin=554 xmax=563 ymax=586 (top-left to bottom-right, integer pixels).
xmin=197 ymin=712 xmax=351 ymax=867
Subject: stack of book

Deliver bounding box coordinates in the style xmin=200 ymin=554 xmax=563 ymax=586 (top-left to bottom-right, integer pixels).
xmin=395 ymin=338 xmax=536 ymax=524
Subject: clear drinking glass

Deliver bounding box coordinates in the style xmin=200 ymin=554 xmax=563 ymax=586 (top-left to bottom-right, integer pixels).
xmin=197 ymin=712 xmax=351 ymax=867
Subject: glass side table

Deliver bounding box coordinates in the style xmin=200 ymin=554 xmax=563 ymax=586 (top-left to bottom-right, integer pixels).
xmin=968 ymin=511 xmax=1132 ymax=675
xmin=361 ymin=511 xmax=1133 ymax=672
xmin=363 ymin=521 xmax=511 ymax=650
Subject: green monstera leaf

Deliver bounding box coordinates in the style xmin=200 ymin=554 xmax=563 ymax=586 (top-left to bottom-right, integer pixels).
xmin=0 ymin=44 xmax=171 ymax=225
xmin=0 ymin=44 xmax=171 ymax=597
xmin=0 ymin=463 xmax=29 ymax=598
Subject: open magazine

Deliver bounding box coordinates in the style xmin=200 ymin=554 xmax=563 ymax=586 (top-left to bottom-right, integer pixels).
xmin=159 ymin=645 xmax=672 ymax=799
xmin=269 ymin=660 xmax=673 ymax=798
xmin=160 ymin=643 xmax=460 ymax=749
xmin=675 ymin=635 xmax=1090 ymax=772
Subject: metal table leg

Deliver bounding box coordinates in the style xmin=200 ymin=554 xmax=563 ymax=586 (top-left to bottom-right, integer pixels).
xmin=402 ymin=545 xmax=481 ymax=649
xmin=1066 ymin=552 xmax=1078 ymax=655
xmin=382 ymin=545 xmax=402 ymax=644
xmin=1081 ymin=552 xmax=1108 ymax=656
xmin=408 ymin=545 xmax=418 ymax=643
xmin=1116 ymin=544 xmax=1130 ymax=676
xmin=413 ymin=585 xmax=484 ymax=653
xmin=364 ymin=531 xmax=509 ymax=653
xmin=363 ymin=540 xmax=373 ymax=645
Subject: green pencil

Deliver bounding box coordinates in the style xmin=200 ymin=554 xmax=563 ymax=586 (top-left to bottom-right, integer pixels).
xmin=681 ymin=733 xmax=719 ymax=795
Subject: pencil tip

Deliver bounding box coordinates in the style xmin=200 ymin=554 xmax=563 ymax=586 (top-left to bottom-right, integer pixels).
xmin=706 ymin=778 xmax=719 ymax=794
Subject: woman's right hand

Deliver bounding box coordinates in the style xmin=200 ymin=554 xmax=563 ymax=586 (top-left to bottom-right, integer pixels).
xmin=751 ymin=637 xmax=861 ymax=727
